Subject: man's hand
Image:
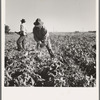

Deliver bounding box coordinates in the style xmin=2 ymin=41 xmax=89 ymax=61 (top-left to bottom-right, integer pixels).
xmin=40 ymin=42 xmax=45 ymax=48
xmin=15 ymin=31 xmax=20 ymax=35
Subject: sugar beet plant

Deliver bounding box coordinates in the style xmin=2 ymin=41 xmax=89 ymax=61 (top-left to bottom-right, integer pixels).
xmin=5 ymin=33 xmax=96 ymax=87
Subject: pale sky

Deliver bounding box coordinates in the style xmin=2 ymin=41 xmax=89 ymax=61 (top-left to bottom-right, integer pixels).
xmin=5 ymin=0 xmax=96 ymax=32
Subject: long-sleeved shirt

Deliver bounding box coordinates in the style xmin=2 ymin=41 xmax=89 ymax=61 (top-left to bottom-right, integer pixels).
xmin=33 ymin=25 xmax=49 ymax=42
xmin=20 ymin=23 xmax=27 ymax=35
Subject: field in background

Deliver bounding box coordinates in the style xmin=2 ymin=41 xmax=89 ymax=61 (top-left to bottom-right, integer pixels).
xmin=5 ymin=32 xmax=96 ymax=87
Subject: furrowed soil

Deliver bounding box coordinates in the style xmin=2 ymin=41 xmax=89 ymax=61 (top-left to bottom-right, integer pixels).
xmin=5 ymin=32 xmax=96 ymax=87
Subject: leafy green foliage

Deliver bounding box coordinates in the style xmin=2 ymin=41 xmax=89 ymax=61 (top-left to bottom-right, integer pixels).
xmin=5 ymin=32 xmax=96 ymax=87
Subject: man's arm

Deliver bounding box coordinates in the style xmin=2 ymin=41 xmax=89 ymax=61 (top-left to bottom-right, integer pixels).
xmin=45 ymin=32 xmax=49 ymax=41
xmin=41 ymin=26 xmax=49 ymax=41
xmin=33 ymin=27 xmax=40 ymax=42
xmin=34 ymin=35 xmax=40 ymax=42
xmin=15 ymin=31 xmax=20 ymax=35
xmin=23 ymin=24 xmax=28 ymax=36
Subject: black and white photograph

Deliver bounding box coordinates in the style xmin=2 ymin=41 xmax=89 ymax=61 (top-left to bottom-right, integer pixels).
xmin=4 ymin=0 xmax=98 ymax=88
xmin=2 ymin=0 xmax=99 ymax=100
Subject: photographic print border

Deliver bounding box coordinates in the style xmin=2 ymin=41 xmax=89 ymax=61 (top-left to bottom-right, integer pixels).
xmin=1 ymin=0 xmax=99 ymax=100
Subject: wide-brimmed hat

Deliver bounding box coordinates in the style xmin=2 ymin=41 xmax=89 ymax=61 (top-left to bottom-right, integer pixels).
xmin=21 ymin=19 xmax=26 ymax=23
xmin=34 ymin=18 xmax=44 ymax=25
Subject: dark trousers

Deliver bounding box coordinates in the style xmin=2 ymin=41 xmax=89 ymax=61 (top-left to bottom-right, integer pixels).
xmin=17 ymin=35 xmax=26 ymax=50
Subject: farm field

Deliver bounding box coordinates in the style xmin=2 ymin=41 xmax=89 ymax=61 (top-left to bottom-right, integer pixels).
xmin=5 ymin=32 xmax=96 ymax=87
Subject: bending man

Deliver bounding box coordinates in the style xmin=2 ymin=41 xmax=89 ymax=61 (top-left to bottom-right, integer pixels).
xmin=33 ymin=18 xmax=55 ymax=58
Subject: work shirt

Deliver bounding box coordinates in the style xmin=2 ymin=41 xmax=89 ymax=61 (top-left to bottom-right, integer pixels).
xmin=20 ymin=23 xmax=27 ymax=35
xmin=33 ymin=25 xmax=49 ymax=42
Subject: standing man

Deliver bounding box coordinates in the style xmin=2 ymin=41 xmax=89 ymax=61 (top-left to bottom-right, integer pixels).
xmin=17 ymin=19 xmax=27 ymax=51
xmin=33 ymin=18 xmax=55 ymax=58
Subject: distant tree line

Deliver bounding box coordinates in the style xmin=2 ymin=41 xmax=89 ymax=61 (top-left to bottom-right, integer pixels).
xmin=88 ymin=31 xmax=96 ymax=33
xmin=5 ymin=25 xmax=10 ymax=34
xmin=75 ymin=31 xmax=96 ymax=33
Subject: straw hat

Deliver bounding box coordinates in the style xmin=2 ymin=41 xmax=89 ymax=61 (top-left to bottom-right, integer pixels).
xmin=34 ymin=18 xmax=44 ymax=25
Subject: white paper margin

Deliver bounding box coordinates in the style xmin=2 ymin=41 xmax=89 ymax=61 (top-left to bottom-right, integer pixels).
xmin=1 ymin=0 xmax=99 ymax=100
